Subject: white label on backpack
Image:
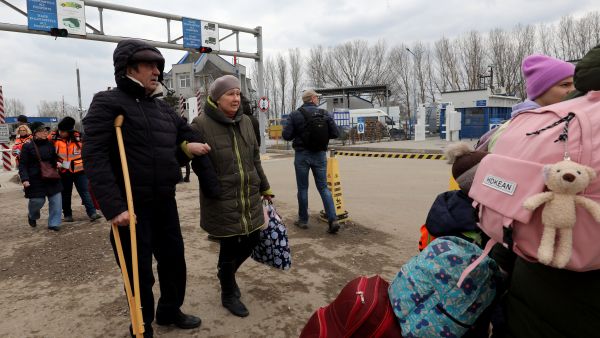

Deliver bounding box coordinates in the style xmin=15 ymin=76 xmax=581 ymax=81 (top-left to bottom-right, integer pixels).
xmin=483 ymin=175 xmax=516 ymax=195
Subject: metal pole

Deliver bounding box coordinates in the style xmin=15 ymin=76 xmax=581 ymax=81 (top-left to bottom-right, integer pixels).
xmin=256 ymin=26 xmax=266 ymax=154
xmin=98 ymin=7 xmax=104 ymax=34
xmin=0 ymin=23 xmax=260 ymax=59
xmin=166 ymin=18 xmax=171 ymax=42
xmin=406 ymin=48 xmax=418 ymax=140
xmin=76 ymin=66 xmax=83 ymax=123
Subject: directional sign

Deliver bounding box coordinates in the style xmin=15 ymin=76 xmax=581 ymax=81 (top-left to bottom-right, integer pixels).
xmin=258 ymin=97 xmax=270 ymax=112
xmin=27 ymin=0 xmax=58 ymax=32
xmin=27 ymin=0 xmax=86 ymax=35
xmin=0 ymin=125 xmax=9 ymax=143
xmin=357 ymin=122 xmax=365 ymax=134
xmin=182 ymin=17 xmax=202 ymax=49
xmin=201 ymin=21 xmax=219 ymax=51
xmin=57 ymin=0 xmax=86 ymax=36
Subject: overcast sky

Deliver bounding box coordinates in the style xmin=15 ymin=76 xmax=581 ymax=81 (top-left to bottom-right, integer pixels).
xmin=1 ymin=0 xmax=599 ymax=114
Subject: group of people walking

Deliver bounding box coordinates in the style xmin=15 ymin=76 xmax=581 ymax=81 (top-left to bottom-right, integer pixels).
xmin=16 ymin=115 xmax=101 ymax=230
xmin=15 ymin=38 xmax=341 ymax=338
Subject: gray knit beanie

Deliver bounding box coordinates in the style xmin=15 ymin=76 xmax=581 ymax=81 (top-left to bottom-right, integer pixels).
xmin=209 ymin=75 xmax=241 ymax=101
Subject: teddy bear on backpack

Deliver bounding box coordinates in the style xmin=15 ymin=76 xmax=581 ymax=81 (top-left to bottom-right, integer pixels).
xmin=523 ymin=160 xmax=600 ymax=268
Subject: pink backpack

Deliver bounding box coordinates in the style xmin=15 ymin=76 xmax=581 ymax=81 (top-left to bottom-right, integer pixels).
xmin=468 ymin=91 xmax=600 ymax=272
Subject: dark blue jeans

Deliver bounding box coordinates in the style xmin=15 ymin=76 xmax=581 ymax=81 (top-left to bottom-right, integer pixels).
xmin=60 ymin=171 xmax=97 ymax=217
xmin=294 ymin=150 xmax=337 ymax=223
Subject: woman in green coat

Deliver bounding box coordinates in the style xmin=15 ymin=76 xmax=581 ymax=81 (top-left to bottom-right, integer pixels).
xmin=191 ymin=75 xmax=272 ymax=318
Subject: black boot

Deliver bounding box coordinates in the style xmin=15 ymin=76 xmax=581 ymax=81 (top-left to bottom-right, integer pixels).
xmin=218 ymin=262 xmax=249 ymax=317
xmin=231 ymin=255 xmax=250 ymax=299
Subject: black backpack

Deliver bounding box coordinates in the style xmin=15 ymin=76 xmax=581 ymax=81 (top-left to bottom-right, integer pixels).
xmin=299 ymin=108 xmax=330 ymax=151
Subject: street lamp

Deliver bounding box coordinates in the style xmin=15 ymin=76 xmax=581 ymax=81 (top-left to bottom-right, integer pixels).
xmin=406 ymin=48 xmax=418 ymax=140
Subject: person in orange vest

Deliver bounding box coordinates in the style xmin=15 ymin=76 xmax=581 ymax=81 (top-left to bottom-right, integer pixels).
xmin=52 ymin=117 xmax=101 ymax=222
xmin=12 ymin=124 xmax=33 ymax=168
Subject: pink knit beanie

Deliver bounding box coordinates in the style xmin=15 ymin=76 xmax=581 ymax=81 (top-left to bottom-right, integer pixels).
xmin=522 ymin=54 xmax=575 ymax=100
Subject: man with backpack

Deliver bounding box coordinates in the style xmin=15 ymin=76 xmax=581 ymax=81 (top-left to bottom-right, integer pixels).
xmin=283 ymin=89 xmax=340 ymax=234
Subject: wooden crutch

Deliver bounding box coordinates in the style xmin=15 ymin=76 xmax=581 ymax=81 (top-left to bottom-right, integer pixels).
xmin=113 ymin=115 xmax=144 ymax=337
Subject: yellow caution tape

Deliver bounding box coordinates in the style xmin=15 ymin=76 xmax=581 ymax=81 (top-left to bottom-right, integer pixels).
xmin=334 ymin=151 xmax=446 ymax=160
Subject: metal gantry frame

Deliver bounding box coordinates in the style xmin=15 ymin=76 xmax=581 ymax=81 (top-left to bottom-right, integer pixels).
xmin=0 ymin=0 xmax=268 ymax=152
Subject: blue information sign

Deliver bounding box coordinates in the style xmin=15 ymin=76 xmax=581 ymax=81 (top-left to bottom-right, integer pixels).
xmin=182 ymin=17 xmax=202 ymax=49
xmin=475 ymin=99 xmax=487 ymax=107
xmin=357 ymin=122 xmax=365 ymax=134
xmin=27 ymin=0 xmax=58 ymax=32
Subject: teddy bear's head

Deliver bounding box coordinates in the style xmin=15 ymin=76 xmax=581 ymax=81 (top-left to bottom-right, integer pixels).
xmin=544 ymin=160 xmax=597 ymax=194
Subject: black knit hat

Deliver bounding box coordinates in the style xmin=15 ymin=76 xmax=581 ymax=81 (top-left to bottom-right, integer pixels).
xmin=565 ymin=44 xmax=600 ymax=100
xmin=30 ymin=122 xmax=50 ymax=133
xmin=58 ymin=116 xmax=75 ymax=132
xmin=17 ymin=115 xmax=28 ymax=123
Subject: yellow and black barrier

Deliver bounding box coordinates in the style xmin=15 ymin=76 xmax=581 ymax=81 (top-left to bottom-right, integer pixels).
xmin=334 ymin=151 xmax=446 ymax=160
xmin=320 ymin=150 xmax=350 ymax=223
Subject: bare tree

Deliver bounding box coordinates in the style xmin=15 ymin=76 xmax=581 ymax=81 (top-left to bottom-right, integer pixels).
xmin=389 ymin=45 xmax=413 ymax=115
xmin=589 ymin=11 xmax=600 ymax=48
xmin=306 ymin=45 xmax=328 ymax=88
xmin=5 ymin=98 xmax=26 ymax=117
xmin=573 ymin=13 xmax=600 ymax=59
xmin=557 ymin=15 xmax=577 ymax=60
xmin=434 ymin=37 xmax=462 ymax=92
xmin=38 ymin=100 xmax=78 ymax=120
xmin=409 ymin=41 xmax=428 ymax=105
xmin=276 ymin=53 xmax=288 ymax=118
xmin=537 ymin=23 xmax=557 ymax=57
xmin=365 ymin=40 xmax=394 ymax=105
xmin=511 ymin=24 xmax=536 ymax=98
xmin=288 ymin=48 xmax=303 ymax=111
xmin=459 ymin=30 xmax=487 ymax=90
xmin=264 ymin=56 xmax=278 ymax=120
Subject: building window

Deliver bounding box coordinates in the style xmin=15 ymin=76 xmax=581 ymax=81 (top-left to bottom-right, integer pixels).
xmin=333 ymin=98 xmax=339 ymax=104
xmin=179 ymin=74 xmax=191 ymax=88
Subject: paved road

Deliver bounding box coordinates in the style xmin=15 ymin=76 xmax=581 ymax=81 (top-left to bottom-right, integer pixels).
xmin=263 ymin=153 xmax=450 ymax=241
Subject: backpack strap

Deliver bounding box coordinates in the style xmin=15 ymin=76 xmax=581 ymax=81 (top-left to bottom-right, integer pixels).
xmin=457 ymin=239 xmax=496 ymax=287
xmin=298 ymin=107 xmax=312 ymax=123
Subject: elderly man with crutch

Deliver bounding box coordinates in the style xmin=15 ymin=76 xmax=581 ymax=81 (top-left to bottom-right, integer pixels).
xmin=82 ymin=39 xmax=216 ymax=337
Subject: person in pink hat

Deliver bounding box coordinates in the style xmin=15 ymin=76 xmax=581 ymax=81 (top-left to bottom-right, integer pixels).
xmin=477 ymin=54 xmax=575 ymax=151
xmin=514 ymin=54 xmax=575 ymax=115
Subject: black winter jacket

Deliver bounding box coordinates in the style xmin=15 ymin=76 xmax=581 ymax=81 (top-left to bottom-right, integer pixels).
xmin=425 ymin=190 xmax=479 ymax=236
xmin=82 ymin=39 xmax=217 ymax=220
xmin=282 ymin=102 xmax=339 ymax=151
xmin=18 ymin=139 xmax=63 ymax=198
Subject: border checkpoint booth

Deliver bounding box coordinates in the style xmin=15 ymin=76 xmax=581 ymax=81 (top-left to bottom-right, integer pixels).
xmin=439 ymin=88 xmax=520 ymax=140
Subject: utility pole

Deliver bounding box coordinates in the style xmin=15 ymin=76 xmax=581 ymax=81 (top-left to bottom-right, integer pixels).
xmin=76 ymin=65 xmax=83 ymax=123
xmin=406 ymin=48 xmax=418 ymax=140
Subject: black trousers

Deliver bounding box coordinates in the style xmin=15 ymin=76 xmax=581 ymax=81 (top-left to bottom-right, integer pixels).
xmin=110 ymin=196 xmax=186 ymax=334
xmin=218 ymin=230 xmax=260 ymax=266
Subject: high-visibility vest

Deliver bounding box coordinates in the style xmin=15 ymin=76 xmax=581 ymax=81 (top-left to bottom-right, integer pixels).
xmin=12 ymin=135 xmax=32 ymax=165
xmin=52 ymin=131 xmax=84 ymax=173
